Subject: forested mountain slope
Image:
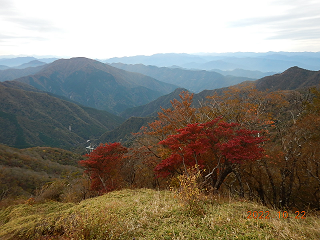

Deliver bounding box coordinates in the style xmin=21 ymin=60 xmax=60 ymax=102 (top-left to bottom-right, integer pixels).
xmin=15 ymin=57 xmax=178 ymax=114
xmin=0 ymin=83 xmax=123 ymax=149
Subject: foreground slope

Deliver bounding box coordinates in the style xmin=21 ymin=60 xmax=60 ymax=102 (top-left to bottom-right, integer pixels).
xmin=15 ymin=57 xmax=178 ymax=114
xmin=0 ymin=189 xmax=319 ymax=239
xmin=0 ymin=83 xmax=123 ymax=149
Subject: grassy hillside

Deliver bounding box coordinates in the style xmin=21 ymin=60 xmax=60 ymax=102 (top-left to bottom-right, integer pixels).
xmin=0 ymin=189 xmax=319 ymax=239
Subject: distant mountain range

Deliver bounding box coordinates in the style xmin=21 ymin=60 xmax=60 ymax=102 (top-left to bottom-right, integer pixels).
xmin=0 ymin=82 xmax=123 ymax=149
xmin=14 ymin=57 xmax=178 ymax=114
xmin=105 ymin=52 xmax=320 ymax=72
xmin=110 ymin=63 xmax=252 ymax=93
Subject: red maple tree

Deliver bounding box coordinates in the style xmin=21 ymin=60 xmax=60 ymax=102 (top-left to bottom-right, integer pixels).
xmin=155 ymin=117 xmax=265 ymax=191
xmin=79 ymin=142 xmax=127 ymax=193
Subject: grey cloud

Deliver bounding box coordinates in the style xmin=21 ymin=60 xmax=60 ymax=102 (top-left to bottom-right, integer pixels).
xmin=0 ymin=0 xmax=18 ymax=16
xmin=229 ymin=0 xmax=320 ymax=41
xmin=0 ymin=33 xmax=16 ymax=42
xmin=5 ymin=16 xmax=61 ymax=32
xmin=0 ymin=0 xmax=61 ymax=33
xmin=0 ymin=33 xmax=47 ymax=43
xmin=268 ymin=27 xmax=320 ymax=40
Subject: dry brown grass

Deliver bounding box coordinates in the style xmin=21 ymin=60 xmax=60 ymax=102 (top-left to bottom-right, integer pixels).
xmin=0 ymin=189 xmax=319 ymax=239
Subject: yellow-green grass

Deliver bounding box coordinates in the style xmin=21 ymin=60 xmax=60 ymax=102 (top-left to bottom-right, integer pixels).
xmin=0 ymin=189 xmax=319 ymax=239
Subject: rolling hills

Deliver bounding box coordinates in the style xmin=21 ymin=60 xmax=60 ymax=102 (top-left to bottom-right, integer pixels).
xmin=14 ymin=57 xmax=178 ymax=114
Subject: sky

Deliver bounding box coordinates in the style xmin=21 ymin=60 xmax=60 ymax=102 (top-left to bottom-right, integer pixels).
xmin=0 ymin=0 xmax=320 ymax=59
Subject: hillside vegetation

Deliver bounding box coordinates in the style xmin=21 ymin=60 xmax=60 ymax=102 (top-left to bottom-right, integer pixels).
xmin=0 ymin=144 xmax=83 ymax=200
xmin=0 ymin=189 xmax=319 ymax=239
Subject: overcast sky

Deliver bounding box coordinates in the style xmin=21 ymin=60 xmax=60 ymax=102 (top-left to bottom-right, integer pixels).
xmin=1 ymin=0 xmax=320 ymax=59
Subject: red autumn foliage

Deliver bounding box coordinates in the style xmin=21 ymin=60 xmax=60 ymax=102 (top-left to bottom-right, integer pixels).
xmin=155 ymin=117 xmax=265 ymax=179
xmin=79 ymin=142 xmax=127 ymax=193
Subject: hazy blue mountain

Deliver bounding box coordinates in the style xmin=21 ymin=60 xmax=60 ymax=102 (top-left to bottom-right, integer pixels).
xmin=110 ymin=63 xmax=251 ymax=93
xmin=0 ymin=57 xmax=37 ymax=67
xmin=37 ymin=58 xmax=59 ymax=63
xmin=105 ymin=52 xmax=320 ymax=72
xmin=105 ymin=53 xmax=207 ymax=67
xmin=183 ymin=57 xmax=309 ymax=72
xmin=0 ymin=65 xmax=9 ymax=70
xmin=14 ymin=57 xmax=178 ymax=114
xmin=14 ymin=60 xmax=47 ymax=69
xmin=212 ymin=69 xmax=276 ymax=79
xmin=0 ymin=65 xmax=45 ymax=82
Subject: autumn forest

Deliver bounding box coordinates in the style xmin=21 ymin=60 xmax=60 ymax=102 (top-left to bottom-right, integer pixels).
xmin=79 ymin=84 xmax=320 ymax=210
